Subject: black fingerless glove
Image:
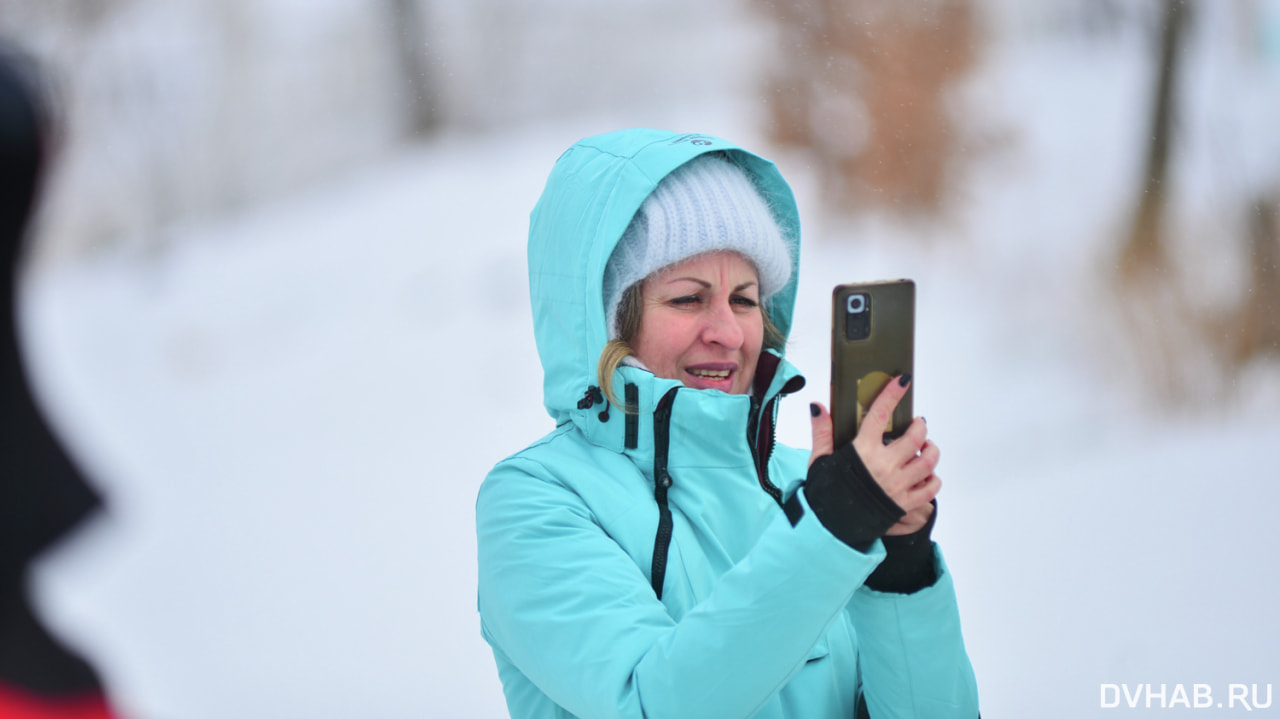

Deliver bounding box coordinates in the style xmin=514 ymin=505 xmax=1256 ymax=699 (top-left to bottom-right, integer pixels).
xmin=803 ymin=442 xmax=905 ymax=552
xmin=865 ymin=499 xmax=938 ymax=594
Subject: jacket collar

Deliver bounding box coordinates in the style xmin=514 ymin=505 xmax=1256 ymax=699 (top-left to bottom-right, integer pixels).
xmin=568 ymin=350 xmax=806 ymax=478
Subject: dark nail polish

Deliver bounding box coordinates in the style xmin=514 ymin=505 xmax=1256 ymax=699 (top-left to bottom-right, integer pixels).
xmin=810 ymin=403 xmax=820 ymax=417
xmin=898 ymin=373 xmax=912 ymax=387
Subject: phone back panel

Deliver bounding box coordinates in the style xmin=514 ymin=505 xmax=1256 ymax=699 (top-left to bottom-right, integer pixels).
xmin=830 ymin=280 xmax=915 ymax=448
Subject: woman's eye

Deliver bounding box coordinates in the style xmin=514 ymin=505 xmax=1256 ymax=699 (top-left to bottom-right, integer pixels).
xmin=670 ymin=295 xmax=701 ymax=306
xmin=731 ymin=295 xmax=759 ymax=308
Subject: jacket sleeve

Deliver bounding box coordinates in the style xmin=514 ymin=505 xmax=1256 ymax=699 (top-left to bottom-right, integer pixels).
xmin=477 ymin=456 xmax=884 ymax=719
xmin=847 ymin=549 xmax=981 ymax=718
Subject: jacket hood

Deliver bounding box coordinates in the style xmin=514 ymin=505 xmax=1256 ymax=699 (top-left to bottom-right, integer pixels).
xmin=528 ymin=129 xmax=802 ymax=423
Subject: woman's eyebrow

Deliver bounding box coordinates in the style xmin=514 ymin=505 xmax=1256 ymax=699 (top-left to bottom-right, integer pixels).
xmin=663 ymin=278 xmax=760 ymax=292
xmin=664 ymin=276 xmax=712 ymax=288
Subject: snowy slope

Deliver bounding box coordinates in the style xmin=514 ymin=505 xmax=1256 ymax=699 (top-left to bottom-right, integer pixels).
xmin=17 ymin=19 xmax=1280 ymax=719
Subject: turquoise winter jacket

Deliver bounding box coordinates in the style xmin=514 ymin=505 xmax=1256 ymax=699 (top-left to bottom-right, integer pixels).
xmin=476 ymin=129 xmax=979 ymax=718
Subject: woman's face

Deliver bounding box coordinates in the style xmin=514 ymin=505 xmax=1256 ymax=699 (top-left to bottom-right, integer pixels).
xmin=631 ymin=251 xmax=763 ymax=395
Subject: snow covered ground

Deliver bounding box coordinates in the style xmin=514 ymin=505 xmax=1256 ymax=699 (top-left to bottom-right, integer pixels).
xmin=16 ymin=12 xmax=1280 ymax=719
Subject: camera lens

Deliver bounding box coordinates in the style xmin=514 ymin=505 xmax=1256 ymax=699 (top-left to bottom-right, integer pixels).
xmin=845 ymin=293 xmax=871 ymax=341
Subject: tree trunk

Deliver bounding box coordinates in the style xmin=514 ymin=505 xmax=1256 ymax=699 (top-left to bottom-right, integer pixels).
xmin=1120 ymin=0 xmax=1188 ymax=277
xmin=1236 ymin=196 xmax=1280 ymax=363
xmin=388 ymin=0 xmax=440 ymax=136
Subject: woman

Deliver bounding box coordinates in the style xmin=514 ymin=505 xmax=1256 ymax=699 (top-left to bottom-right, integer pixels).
xmin=476 ymin=129 xmax=979 ymax=718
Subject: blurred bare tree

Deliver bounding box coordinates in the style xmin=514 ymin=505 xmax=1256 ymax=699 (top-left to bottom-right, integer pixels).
xmin=0 ymin=0 xmax=423 ymax=264
xmin=1236 ymin=197 xmax=1280 ymax=364
xmin=387 ymin=0 xmax=440 ymax=135
xmin=1119 ymin=0 xmax=1187 ymax=277
xmin=756 ymin=0 xmax=976 ymax=216
xmin=1114 ymin=0 xmax=1280 ymax=405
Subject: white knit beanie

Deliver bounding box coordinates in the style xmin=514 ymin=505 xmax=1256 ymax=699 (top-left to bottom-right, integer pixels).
xmin=602 ymin=154 xmax=792 ymax=339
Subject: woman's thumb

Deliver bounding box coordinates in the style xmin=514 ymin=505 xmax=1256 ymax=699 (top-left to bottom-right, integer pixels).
xmin=808 ymin=402 xmax=834 ymax=468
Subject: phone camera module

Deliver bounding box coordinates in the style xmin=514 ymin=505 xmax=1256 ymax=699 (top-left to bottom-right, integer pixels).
xmin=845 ymin=293 xmax=871 ymax=341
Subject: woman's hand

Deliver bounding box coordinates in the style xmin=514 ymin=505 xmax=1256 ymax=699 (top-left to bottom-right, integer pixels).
xmin=884 ymin=501 xmax=935 ymax=536
xmin=809 ymin=375 xmax=941 ymax=521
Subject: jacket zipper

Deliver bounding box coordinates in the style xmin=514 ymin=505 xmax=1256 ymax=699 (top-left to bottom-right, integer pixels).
xmin=749 ymin=395 xmax=784 ymax=505
xmin=650 ymin=387 xmax=679 ymax=600
xmin=651 ymin=373 xmax=800 ymax=599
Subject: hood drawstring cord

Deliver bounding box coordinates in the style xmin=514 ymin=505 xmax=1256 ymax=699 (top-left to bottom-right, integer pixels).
xmin=577 ymin=385 xmax=610 ymax=422
xmin=577 ymin=385 xmax=603 ymax=409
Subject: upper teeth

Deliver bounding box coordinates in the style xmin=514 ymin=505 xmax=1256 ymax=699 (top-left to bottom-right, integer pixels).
xmin=689 ymin=369 xmax=730 ymax=379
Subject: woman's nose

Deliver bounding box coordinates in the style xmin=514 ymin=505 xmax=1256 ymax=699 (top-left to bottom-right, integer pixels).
xmin=700 ymin=300 xmax=744 ymax=348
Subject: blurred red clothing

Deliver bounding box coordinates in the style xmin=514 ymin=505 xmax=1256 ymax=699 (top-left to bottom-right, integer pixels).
xmin=0 ymin=684 xmax=115 ymax=719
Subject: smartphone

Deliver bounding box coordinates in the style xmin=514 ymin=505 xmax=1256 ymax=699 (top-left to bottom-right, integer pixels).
xmin=830 ymin=280 xmax=915 ymax=448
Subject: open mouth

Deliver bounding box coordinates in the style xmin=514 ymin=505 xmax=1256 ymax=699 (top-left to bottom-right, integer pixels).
xmin=687 ymin=368 xmax=731 ymax=381
xmin=684 ymin=365 xmax=737 ymax=391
